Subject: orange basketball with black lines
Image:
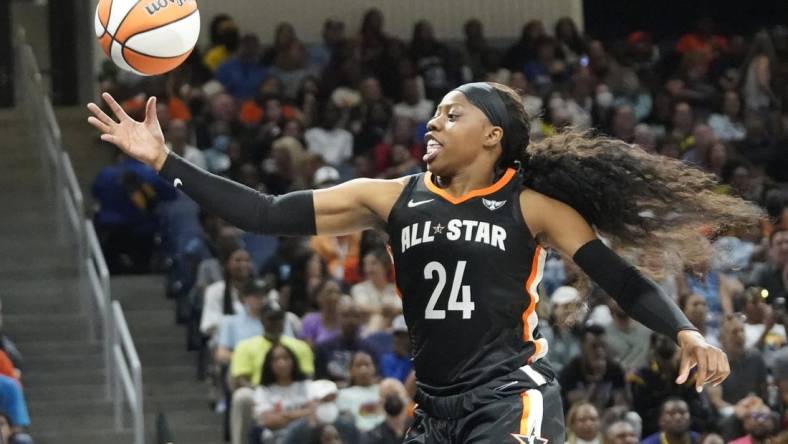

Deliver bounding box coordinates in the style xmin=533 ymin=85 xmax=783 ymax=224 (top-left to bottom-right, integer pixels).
xmin=95 ymin=0 xmax=200 ymax=76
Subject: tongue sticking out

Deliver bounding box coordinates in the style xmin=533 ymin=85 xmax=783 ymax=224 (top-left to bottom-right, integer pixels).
xmin=423 ymin=143 xmax=442 ymax=163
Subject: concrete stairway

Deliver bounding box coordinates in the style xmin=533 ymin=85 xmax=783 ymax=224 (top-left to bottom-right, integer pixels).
xmin=0 ymin=108 xmax=131 ymax=444
xmin=112 ymin=275 xmax=224 ymax=444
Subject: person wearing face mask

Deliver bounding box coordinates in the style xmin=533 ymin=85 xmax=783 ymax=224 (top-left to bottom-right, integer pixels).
xmin=283 ymin=380 xmax=360 ymax=444
xmin=362 ymin=378 xmax=412 ymax=444
xmin=629 ymin=334 xmax=711 ymax=437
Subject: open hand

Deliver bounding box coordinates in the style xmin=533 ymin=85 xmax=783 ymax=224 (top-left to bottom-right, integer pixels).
xmin=87 ymin=93 xmax=168 ymax=171
xmin=675 ymin=329 xmax=730 ymax=392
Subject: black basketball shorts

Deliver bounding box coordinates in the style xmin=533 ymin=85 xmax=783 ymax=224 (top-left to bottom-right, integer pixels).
xmin=404 ymin=362 xmax=564 ymax=444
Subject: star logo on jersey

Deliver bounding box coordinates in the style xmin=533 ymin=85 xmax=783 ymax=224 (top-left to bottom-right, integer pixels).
xmin=511 ymin=433 xmax=549 ymax=444
xmin=432 ymin=223 xmax=445 ymax=235
xmin=482 ymin=198 xmax=506 ymax=211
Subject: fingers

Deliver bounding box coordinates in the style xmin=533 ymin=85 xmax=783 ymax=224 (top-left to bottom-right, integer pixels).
xmin=675 ymin=349 xmax=694 ymax=385
xmin=144 ymin=96 xmax=157 ymax=125
xmin=87 ymin=116 xmax=111 ymax=133
xmin=711 ymin=350 xmax=731 ymax=387
xmin=100 ymin=133 xmax=122 ymax=146
xmin=101 ymin=92 xmax=132 ymax=122
xmin=86 ymin=102 xmax=116 ymax=127
xmin=694 ymin=349 xmax=708 ymax=392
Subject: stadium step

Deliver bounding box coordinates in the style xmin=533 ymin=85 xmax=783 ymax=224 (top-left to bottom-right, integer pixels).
xmin=0 ymin=108 xmax=128 ymax=444
xmin=116 ymin=274 xmax=224 ymax=444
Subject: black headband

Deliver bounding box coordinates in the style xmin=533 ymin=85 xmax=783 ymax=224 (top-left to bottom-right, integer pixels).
xmin=453 ymin=82 xmax=512 ymax=153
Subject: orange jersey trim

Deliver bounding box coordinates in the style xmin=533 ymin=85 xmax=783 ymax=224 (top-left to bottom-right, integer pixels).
xmin=519 ymin=391 xmax=531 ymax=435
xmin=521 ymin=245 xmax=543 ymax=342
xmin=423 ymin=168 xmax=516 ymax=205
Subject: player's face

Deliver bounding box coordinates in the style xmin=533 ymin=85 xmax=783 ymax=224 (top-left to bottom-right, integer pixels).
xmin=425 ymin=91 xmax=495 ymax=177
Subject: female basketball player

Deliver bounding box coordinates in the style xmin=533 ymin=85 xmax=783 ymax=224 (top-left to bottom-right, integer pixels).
xmin=88 ymin=82 xmax=761 ymax=443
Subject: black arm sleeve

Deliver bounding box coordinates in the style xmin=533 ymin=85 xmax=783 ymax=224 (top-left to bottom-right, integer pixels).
xmin=572 ymin=239 xmax=699 ymax=342
xmin=158 ymin=151 xmax=316 ymax=236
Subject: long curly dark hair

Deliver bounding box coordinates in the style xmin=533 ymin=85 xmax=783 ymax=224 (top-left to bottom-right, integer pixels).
xmin=489 ymin=82 xmax=764 ymax=277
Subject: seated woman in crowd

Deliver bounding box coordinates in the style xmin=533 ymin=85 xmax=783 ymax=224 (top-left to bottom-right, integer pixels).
xmin=301 ymin=279 xmax=343 ymax=347
xmin=336 ymin=351 xmax=383 ymax=433
xmin=350 ymin=249 xmax=401 ymax=335
xmin=253 ymin=343 xmax=312 ymax=444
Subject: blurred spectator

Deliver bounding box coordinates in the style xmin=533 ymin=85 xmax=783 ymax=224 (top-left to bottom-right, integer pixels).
xmin=678 ymin=293 xmax=720 ymax=347
xmin=0 ymin=377 xmax=29 ymax=438
xmin=372 ymin=116 xmax=423 ymax=177
xmin=379 ymin=315 xmax=412 ymax=383
xmin=361 ymin=378 xmax=411 ymax=444
xmin=269 ymin=39 xmax=313 ymax=100
xmin=729 ymin=403 xmax=778 ymax=444
xmin=565 ymin=401 xmax=601 ymax=444
xmin=216 ymin=279 xmax=294 ymax=366
xmin=92 ymin=151 xmax=177 ymax=274
xmin=554 ymin=17 xmax=586 ymax=67
xmin=166 ymin=119 xmax=206 ymax=169
xmin=301 ymin=280 xmax=343 ymax=347
xmin=305 ymin=102 xmax=354 ymax=168
xmin=542 ymin=286 xmax=582 ymax=374
xmin=393 ymin=77 xmax=434 ymax=126
xmin=252 ymin=344 xmax=311 ymax=444
xmin=0 ymin=411 xmax=32 ymax=444
xmin=337 ymin=351 xmax=383 ymax=431
xmin=310 ymin=233 xmax=360 ymax=285
xmin=315 ymin=297 xmax=379 ymax=383
xmin=629 ymin=334 xmax=710 ymax=436
xmin=262 ymin=23 xmax=298 ymax=65
xmin=559 ymin=324 xmax=628 ymax=413
xmin=741 ymin=31 xmax=778 ymax=114
xmin=309 ymin=19 xmax=346 ymax=74
xmin=351 ymin=249 xmax=400 ymax=332
xmin=408 ymin=20 xmax=457 ymax=101
xmin=524 ymin=37 xmax=568 ymax=96
xmin=604 ymin=420 xmax=638 ymax=444
xmin=283 ymin=250 xmax=329 ymax=317
xmin=708 ymin=91 xmax=747 ymax=142
xmin=460 ymin=19 xmax=497 ymax=82
xmin=200 ymin=246 xmax=253 ymax=343
xmin=738 ymin=286 xmax=786 ymax=352
xmin=604 ymin=298 xmax=651 ymax=372
xmin=750 ymin=226 xmax=788 ymax=303
xmin=216 ymin=33 xmax=268 ymax=101
xmin=503 ymin=20 xmax=546 ymax=72
xmin=283 ymin=380 xmax=360 ymax=444
xmin=640 ymin=398 xmax=700 ymax=444
xmin=710 ymin=314 xmax=768 ymax=409
xmin=231 ymin=302 xmax=314 ymax=444
xmin=350 ymin=77 xmax=393 ymax=155
xmin=204 ymin=15 xmax=240 ymax=71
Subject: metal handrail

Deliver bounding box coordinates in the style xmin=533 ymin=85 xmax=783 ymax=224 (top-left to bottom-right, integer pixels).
xmin=14 ymin=27 xmax=145 ymax=444
xmin=112 ymin=301 xmax=144 ymax=444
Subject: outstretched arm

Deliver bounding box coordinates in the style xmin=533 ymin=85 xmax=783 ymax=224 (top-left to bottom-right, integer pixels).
xmin=87 ymin=93 xmax=404 ymax=236
xmin=520 ymin=189 xmax=730 ymax=391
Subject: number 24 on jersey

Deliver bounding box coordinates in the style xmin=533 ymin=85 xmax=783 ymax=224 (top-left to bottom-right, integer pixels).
xmin=423 ymin=261 xmax=475 ymax=319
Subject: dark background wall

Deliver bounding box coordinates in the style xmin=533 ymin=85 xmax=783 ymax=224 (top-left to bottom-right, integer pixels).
xmin=0 ymin=0 xmax=13 ymax=108
xmin=583 ymin=0 xmax=788 ymax=41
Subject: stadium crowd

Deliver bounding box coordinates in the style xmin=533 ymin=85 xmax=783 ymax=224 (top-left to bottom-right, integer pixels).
xmin=89 ymin=9 xmax=788 ymax=444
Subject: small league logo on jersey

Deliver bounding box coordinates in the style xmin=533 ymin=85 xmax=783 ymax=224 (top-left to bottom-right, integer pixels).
xmin=482 ymin=198 xmax=506 ymax=211
xmin=511 ymin=433 xmax=549 ymax=444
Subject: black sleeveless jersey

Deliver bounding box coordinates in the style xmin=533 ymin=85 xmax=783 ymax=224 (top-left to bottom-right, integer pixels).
xmin=385 ymin=168 xmax=549 ymax=396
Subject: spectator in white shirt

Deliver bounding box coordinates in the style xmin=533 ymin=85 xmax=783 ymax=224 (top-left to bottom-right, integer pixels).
xmin=337 ymin=351 xmax=383 ymax=432
xmin=200 ymin=246 xmax=253 ymax=343
xmin=708 ymin=90 xmax=747 ymax=143
xmin=392 ymin=77 xmax=434 ymax=126
xmin=305 ymin=103 xmax=354 ymax=167
xmin=254 ymin=343 xmax=312 ymax=444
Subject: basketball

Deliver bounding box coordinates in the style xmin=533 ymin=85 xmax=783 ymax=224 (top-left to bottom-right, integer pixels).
xmin=94 ymin=0 xmax=200 ymax=76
